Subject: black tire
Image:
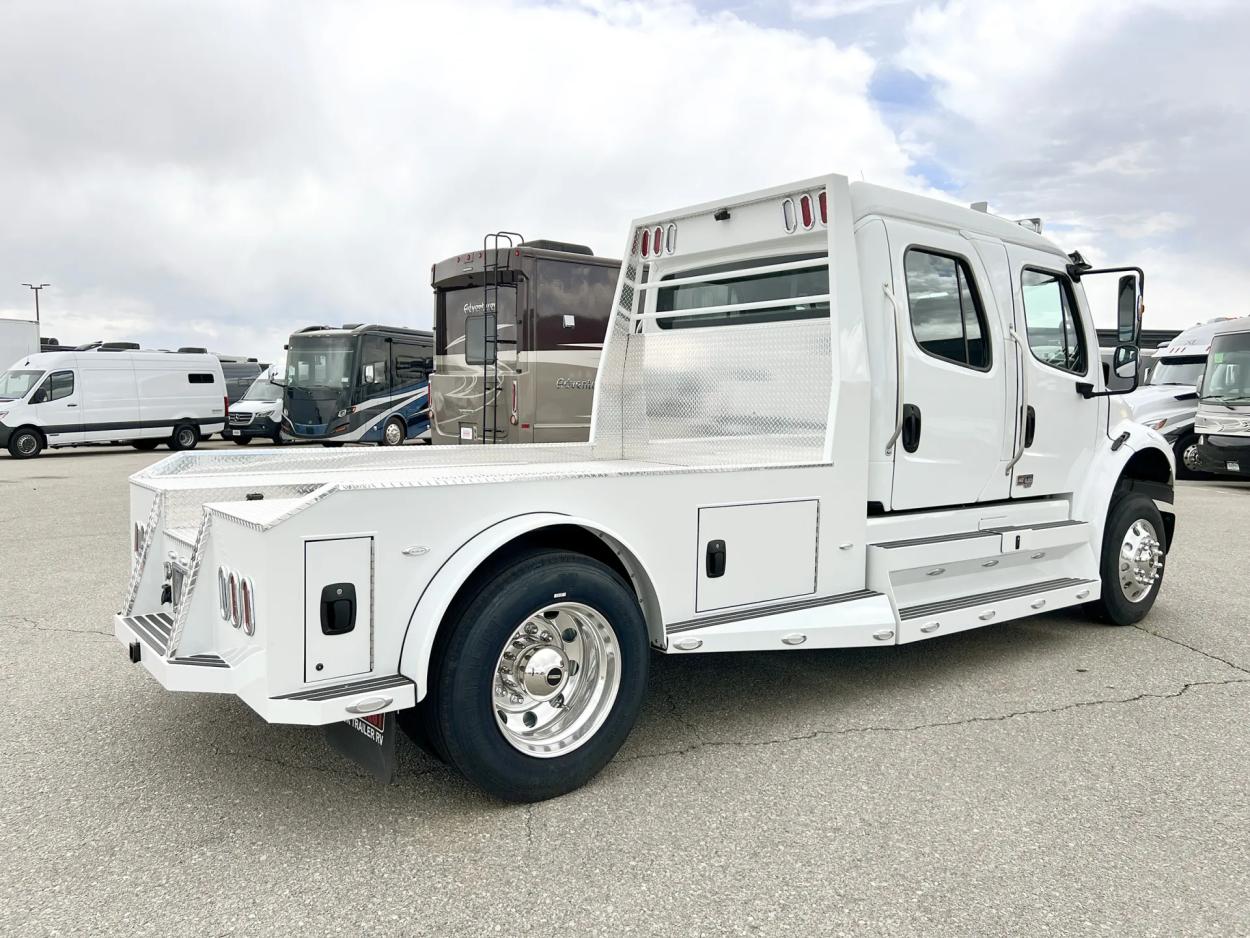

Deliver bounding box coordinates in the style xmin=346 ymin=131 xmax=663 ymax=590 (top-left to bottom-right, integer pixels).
xmin=7 ymin=427 xmax=43 ymax=459
xmin=1088 ymin=491 xmax=1167 ymax=626
xmin=321 ymin=441 xmax=344 ymax=448
xmin=130 ymin=440 xmax=161 ymax=451
xmin=380 ymin=416 xmax=406 ymax=447
xmin=168 ymin=423 xmax=199 ymax=451
xmin=271 ymin=433 xmax=284 ymax=446
xmin=233 ymin=436 xmax=252 ymax=446
xmin=1172 ymin=432 xmax=1209 ymax=481
xmin=417 ymin=549 xmax=649 ymax=802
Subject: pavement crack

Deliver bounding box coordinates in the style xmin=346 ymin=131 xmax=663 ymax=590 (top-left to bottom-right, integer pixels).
xmin=1131 ymin=623 xmax=1250 ymax=675
xmin=0 ymin=614 xmax=111 ymax=638
xmin=525 ymin=805 xmax=534 ymax=846
xmin=619 ymin=677 xmax=1250 ymax=765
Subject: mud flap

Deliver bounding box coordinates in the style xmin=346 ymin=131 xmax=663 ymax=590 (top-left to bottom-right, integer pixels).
xmin=324 ymin=712 xmax=398 ymax=783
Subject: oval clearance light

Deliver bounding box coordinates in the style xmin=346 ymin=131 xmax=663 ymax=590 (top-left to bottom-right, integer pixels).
xmin=665 ymin=223 xmax=677 ymax=253
xmin=228 ymin=572 xmax=240 ymax=628
xmin=818 ymin=190 xmax=827 ymax=225
xmin=640 ymin=228 xmax=650 ymax=258
xmin=781 ymin=198 xmax=797 ymax=233
xmin=217 ymin=567 xmax=230 ymax=621
xmin=242 ymin=579 xmax=256 ymax=636
xmin=799 ymin=194 xmax=814 ymax=229
xmin=653 ymin=227 xmax=664 ymax=254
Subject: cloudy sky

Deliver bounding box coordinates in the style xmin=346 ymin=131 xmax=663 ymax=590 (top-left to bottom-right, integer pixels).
xmin=1 ymin=0 xmax=1246 ymax=365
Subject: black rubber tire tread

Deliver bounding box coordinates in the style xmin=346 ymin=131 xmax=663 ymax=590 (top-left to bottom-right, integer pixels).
xmin=233 ymin=437 xmax=252 ymax=446
xmin=168 ymin=422 xmax=199 ymax=451
xmin=1088 ymin=491 xmax=1167 ymax=626
xmin=1172 ymin=432 xmax=1209 ymax=481
xmin=419 ymin=548 xmax=648 ymax=802
xmin=130 ymin=440 xmax=160 ymax=451
xmin=7 ymin=428 xmax=43 ymax=459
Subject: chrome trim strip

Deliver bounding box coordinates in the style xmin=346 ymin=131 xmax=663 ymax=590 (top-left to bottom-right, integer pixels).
xmin=899 ymin=577 xmax=1093 ymax=620
xmin=667 ymin=589 xmax=881 ymax=634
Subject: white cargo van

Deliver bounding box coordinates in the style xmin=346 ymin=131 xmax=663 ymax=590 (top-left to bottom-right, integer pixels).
xmin=0 ymin=349 xmax=226 ymax=459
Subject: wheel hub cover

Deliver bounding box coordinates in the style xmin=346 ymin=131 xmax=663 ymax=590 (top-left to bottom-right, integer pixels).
xmin=517 ymin=645 xmax=568 ymax=699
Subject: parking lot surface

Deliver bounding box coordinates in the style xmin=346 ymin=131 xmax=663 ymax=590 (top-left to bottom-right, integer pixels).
xmin=1 ymin=443 xmax=1247 ymax=936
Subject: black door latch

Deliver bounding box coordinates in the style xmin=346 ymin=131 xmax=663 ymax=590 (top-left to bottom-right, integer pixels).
xmin=320 ymin=583 xmax=357 ymax=635
xmin=706 ymin=540 xmax=727 ymax=578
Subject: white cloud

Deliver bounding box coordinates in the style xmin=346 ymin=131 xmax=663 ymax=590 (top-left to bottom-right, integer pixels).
xmin=0 ymin=0 xmax=917 ymax=360
xmin=791 ymin=0 xmax=911 ymax=19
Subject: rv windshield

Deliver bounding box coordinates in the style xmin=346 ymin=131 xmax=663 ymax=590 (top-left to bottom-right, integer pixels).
xmin=1149 ymin=356 xmax=1206 ymax=387
xmin=0 ymin=369 xmax=44 ymax=401
xmin=242 ymin=376 xmax=282 ymax=401
xmin=286 ymin=335 xmax=354 ymax=389
xmin=1201 ymin=332 xmax=1250 ymax=403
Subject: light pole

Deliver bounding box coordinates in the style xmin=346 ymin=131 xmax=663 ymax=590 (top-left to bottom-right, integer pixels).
xmin=21 ymin=283 xmax=50 ymax=324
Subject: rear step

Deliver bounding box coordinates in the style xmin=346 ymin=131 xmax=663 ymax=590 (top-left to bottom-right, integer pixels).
xmin=899 ymin=577 xmax=1094 ymax=620
xmin=123 ymin=612 xmax=173 ymax=654
xmin=272 ymin=674 xmax=414 ymax=702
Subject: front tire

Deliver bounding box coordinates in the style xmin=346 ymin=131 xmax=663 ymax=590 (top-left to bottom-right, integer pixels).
xmin=233 ymin=436 xmax=252 ymax=446
xmin=130 ymin=439 xmax=160 ymax=451
xmin=1173 ymin=432 xmax=1209 ymax=480
xmin=1088 ymin=491 xmax=1167 ymax=625
xmin=418 ymin=549 xmax=649 ymax=802
xmin=7 ymin=428 xmax=43 ymax=459
xmin=380 ymin=416 xmax=406 ymax=446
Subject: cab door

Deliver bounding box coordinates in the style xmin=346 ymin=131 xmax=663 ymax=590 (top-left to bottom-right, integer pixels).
xmin=1003 ymin=246 xmax=1101 ymax=497
xmin=30 ymin=369 xmax=84 ymax=446
xmin=887 ymin=222 xmax=1010 ymax=510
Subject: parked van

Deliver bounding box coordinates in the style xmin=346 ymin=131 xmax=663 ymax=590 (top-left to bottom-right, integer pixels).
xmin=223 ymin=373 xmax=285 ymax=445
xmin=0 ymin=349 xmax=226 ymax=458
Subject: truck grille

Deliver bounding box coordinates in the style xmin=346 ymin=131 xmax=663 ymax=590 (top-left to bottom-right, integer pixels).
xmin=229 ymin=412 xmax=254 ymax=426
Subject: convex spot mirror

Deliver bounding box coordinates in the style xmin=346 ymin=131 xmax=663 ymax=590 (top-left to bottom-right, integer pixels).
xmin=1111 ymin=343 xmax=1139 ymax=386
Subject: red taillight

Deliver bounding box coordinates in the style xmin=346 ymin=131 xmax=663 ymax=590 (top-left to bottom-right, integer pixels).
xmin=654 ymin=227 xmax=663 ymax=254
xmin=799 ymin=194 xmax=814 ymax=229
xmin=641 ymin=228 xmax=650 ymax=257
xmin=818 ymin=190 xmax=827 ymax=225
xmin=224 ymin=395 xmax=229 ymax=419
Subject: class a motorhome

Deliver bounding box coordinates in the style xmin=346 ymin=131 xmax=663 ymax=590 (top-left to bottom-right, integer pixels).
xmin=430 ymin=239 xmax=620 ymax=444
xmin=1127 ymin=316 xmax=1246 ymax=476
xmin=0 ymin=347 xmax=226 ymax=458
xmin=1194 ymin=319 xmax=1250 ymax=478
xmin=112 ymin=174 xmax=1175 ymax=802
xmin=282 ymin=324 xmax=433 ymax=446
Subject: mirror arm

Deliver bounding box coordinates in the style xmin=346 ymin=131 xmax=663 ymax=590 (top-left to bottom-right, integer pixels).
xmin=1068 ymin=264 xmax=1145 ymax=289
xmin=1077 ymin=371 xmax=1140 ymax=399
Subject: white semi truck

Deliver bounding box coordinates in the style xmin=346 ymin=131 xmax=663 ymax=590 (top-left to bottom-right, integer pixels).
xmin=112 ymin=175 xmax=1175 ymax=801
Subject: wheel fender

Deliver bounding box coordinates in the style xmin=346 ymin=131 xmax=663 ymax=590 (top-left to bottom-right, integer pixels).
xmin=1071 ymin=419 xmax=1175 ymax=552
xmin=397 ymin=513 xmax=661 ymax=702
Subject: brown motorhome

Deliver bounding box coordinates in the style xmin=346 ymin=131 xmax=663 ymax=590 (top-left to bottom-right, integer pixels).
xmin=430 ymin=238 xmax=620 ymax=445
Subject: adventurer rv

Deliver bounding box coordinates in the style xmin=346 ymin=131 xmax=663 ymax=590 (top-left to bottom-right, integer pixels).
xmin=431 ymin=239 xmax=619 ymax=444
xmin=0 ymin=348 xmax=225 ymax=458
xmin=282 ymin=324 xmax=433 ymax=446
xmin=113 ymin=174 xmax=1173 ymax=802
xmin=1194 ymin=320 xmax=1250 ymax=478
xmin=1127 ymin=317 xmax=1245 ymax=477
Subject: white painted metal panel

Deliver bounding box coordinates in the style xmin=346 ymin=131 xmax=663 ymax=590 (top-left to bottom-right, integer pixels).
xmin=696 ymin=499 xmax=818 ymax=612
xmin=304 ymin=537 xmax=372 ymax=683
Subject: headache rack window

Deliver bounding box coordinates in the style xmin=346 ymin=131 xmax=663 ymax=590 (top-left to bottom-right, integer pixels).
xmin=654 ymin=253 xmax=830 ymax=330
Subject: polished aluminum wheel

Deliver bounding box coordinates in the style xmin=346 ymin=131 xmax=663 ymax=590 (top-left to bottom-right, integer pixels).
xmin=14 ymin=432 xmax=39 ymax=456
xmin=1119 ymin=518 xmax=1163 ymax=602
xmin=492 ymin=601 xmax=620 ymax=758
xmin=176 ymin=426 xmax=197 ymax=448
xmin=383 ymin=419 xmax=404 ymax=446
xmin=1182 ymin=443 xmax=1201 ymax=472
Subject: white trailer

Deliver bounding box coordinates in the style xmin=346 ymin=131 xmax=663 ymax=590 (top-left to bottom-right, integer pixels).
xmin=0 ymin=317 xmax=39 ymax=371
xmin=113 ymin=175 xmax=1175 ymax=801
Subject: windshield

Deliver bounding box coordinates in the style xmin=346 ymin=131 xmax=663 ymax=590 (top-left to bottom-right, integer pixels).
xmin=0 ymin=369 xmax=44 ymax=401
xmin=242 ymin=376 xmax=282 ymax=401
xmin=1201 ymin=332 xmax=1250 ymax=403
xmin=286 ymin=335 xmax=355 ymax=390
xmin=1149 ymin=356 xmax=1206 ymax=387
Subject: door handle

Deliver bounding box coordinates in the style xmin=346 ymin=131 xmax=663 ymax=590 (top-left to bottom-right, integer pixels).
xmin=66 ymin=403 xmax=78 ymax=407
xmin=1024 ymin=405 xmax=1036 ymax=447
xmin=705 ymin=540 xmax=726 ymax=578
xmin=902 ymin=404 xmax=922 ymax=453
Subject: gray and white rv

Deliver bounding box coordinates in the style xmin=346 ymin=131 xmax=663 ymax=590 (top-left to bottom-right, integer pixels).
xmin=1127 ymin=316 xmax=1245 ymax=476
xmin=431 ymin=238 xmax=619 ymax=445
xmin=0 ymin=348 xmax=226 ymax=458
xmin=1195 ymin=320 xmax=1250 ymax=478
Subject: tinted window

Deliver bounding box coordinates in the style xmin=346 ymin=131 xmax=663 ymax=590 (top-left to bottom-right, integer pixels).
xmin=48 ymin=370 xmax=74 ymax=401
xmin=656 ymin=253 xmax=829 ymax=330
xmin=536 ymin=260 xmax=617 ymax=348
xmin=1202 ymin=331 xmax=1250 ymax=401
xmin=188 ymin=373 xmax=215 ymax=384
xmin=465 ymin=313 xmax=496 ymax=365
xmin=357 ymin=335 xmax=390 ymax=401
xmin=904 ymin=249 xmax=990 ymax=370
xmin=394 ymin=341 xmax=433 ymax=389
xmin=1021 ymin=269 xmax=1087 ymax=375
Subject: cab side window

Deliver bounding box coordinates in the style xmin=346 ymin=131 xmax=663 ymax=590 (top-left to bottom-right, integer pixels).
xmin=33 ymin=370 xmax=74 ymax=403
xmin=904 ymin=249 xmax=991 ymax=370
xmin=1021 ymin=268 xmax=1087 ymax=375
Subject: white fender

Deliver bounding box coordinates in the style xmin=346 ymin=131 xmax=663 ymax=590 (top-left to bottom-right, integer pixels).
xmin=396 ymin=512 xmax=662 ymax=701
xmin=1071 ymin=418 xmax=1175 ymax=554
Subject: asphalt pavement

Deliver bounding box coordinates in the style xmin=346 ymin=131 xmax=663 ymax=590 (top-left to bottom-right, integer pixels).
xmin=0 ymin=441 xmax=1247 ymax=936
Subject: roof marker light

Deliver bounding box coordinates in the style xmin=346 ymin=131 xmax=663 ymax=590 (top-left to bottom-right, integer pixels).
xmin=665 ymin=223 xmax=677 ymax=253
xmin=799 ymin=194 xmax=814 ymax=230
xmin=782 ymin=198 xmax=797 ymax=233
xmin=818 ymin=190 xmax=828 ymax=225
xmin=653 ymin=227 xmax=663 ymax=255
xmin=641 ymin=228 xmax=650 ymax=258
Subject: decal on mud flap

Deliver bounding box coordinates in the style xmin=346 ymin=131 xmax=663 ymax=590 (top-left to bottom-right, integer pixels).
xmin=324 ymin=712 xmax=398 ymax=783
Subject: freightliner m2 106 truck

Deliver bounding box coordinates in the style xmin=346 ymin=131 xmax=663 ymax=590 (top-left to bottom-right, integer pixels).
xmin=113 ymin=175 xmax=1175 ymax=801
